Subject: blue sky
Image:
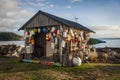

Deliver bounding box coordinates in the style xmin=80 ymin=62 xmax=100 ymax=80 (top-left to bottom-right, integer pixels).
xmin=0 ymin=0 xmax=120 ymax=38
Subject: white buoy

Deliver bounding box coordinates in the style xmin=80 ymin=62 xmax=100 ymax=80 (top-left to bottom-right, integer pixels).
xmin=73 ymin=57 xmax=82 ymax=66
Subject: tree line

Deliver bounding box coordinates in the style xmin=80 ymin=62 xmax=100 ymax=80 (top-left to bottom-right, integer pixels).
xmin=0 ymin=32 xmax=22 ymax=41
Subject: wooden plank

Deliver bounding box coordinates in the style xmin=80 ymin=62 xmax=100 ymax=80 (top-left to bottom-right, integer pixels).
xmin=25 ymin=13 xmax=60 ymax=28
xmin=59 ymin=25 xmax=63 ymax=63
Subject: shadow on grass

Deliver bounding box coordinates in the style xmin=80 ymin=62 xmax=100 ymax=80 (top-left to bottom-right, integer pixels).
xmin=1 ymin=56 xmax=120 ymax=74
xmin=0 ymin=56 xmax=56 ymax=73
xmin=0 ymin=56 xmax=97 ymax=74
xmin=96 ymin=65 xmax=120 ymax=74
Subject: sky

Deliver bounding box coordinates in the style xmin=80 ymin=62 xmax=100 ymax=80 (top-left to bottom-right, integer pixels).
xmin=0 ymin=0 xmax=120 ymax=38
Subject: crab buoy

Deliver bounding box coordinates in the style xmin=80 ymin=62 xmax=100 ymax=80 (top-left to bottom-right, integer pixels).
xmin=42 ymin=27 xmax=47 ymax=33
xmin=73 ymin=57 xmax=81 ymax=66
xmin=38 ymin=28 xmax=41 ymax=33
xmin=33 ymin=28 xmax=37 ymax=33
xmin=80 ymin=45 xmax=83 ymax=50
xmin=46 ymin=33 xmax=49 ymax=41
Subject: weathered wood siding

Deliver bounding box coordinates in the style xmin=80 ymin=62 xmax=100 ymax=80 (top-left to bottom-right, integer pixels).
xmin=25 ymin=13 xmax=60 ymax=28
xmin=46 ymin=41 xmax=54 ymax=58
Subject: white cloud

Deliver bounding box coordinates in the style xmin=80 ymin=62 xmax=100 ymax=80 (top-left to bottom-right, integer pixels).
xmin=91 ymin=25 xmax=120 ymax=31
xmin=0 ymin=0 xmax=18 ymax=11
xmin=66 ymin=5 xmax=72 ymax=9
xmin=70 ymin=0 xmax=83 ymax=3
xmin=91 ymin=25 xmax=120 ymax=38
xmin=0 ymin=0 xmax=56 ymax=35
xmin=49 ymin=4 xmax=54 ymax=8
xmin=0 ymin=0 xmax=34 ymax=35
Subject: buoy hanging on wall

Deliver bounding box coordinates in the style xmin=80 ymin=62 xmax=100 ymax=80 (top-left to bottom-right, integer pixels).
xmin=51 ymin=42 xmax=55 ymax=49
xmin=38 ymin=28 xmax=41 ymax=33
xmin=31 ymin=38 xmax=34 ymax=45
xmin=33 ymin=28 xmax=37 ymax=33
xmin=78 ymin=36 xmax=81 ymax=42
xmin=51 ymin=27 xmax=55 ymax=32
xmin=50 ymin=35 xmax=54 ymax=43
xmin=61 ymin=40 xmax=66 ymax=48
xmin=47 ymin=27 xmax=51 ymax=32
xmin=63 ymin=31 xmax=67 ymax=37
xmin=57 ymin=30 xmax=60 ymax=35
xmin=42 ymin=27 xmax=47 ymax=33
xmin=30 ymin=30 xmax=35 ymax=35
xmin=46 ymin=33 xmax=49 ymax=41
xmin=70 ymin=29 xmax=74 ymax=37
xmin=53 ymin=33 xmax=56 ymax=37
xmin=54 ymin=37 xmax=58 ymax=45
xmin=25 ymin=32 xmax=29 ymax=38
xmin=27 ymin=31 xmax=30 ymax=35
xmin=80 ymin=45 xmax=83 ymax=50
xmin=54 ymin=28 xmax=59 ymax=34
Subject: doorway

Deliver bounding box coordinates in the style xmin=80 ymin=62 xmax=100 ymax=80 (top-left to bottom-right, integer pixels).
xmin=33 ymin=32 xmax=46 ymax=58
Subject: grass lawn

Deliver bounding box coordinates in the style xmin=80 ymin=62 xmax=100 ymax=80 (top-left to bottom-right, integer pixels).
xmin=0 ymin=56 xmax=120 ymax=80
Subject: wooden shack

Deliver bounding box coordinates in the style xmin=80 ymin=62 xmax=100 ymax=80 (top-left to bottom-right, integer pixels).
xmin=18 ymin=10 xmax=94 ymax=66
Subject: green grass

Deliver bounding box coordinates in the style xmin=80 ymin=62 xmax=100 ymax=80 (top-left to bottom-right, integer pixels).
xmin=0 ymin=56 xmax=120 ymax=80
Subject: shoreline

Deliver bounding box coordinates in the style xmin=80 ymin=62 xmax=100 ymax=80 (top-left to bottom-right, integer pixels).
xmin=96 ymin=47 xmax=120 ymax=53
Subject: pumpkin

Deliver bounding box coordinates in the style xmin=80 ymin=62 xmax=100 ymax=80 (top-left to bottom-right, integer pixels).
xmin=78 ymin=37 xmax=82 ymax=42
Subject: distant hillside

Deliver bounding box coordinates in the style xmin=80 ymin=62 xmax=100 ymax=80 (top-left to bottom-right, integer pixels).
xmin=0 ymin=32 xmax=23 ymax=41
xmin=100 ymin=38 xmax=120 ymax=40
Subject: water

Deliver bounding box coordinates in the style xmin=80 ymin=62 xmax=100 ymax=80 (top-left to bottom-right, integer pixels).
xmin=0 ymin=41 xmax=25 ymax=46
xmin=0 ymin=39 xmax=120 ymax=48
xmin=93 ymin=39 xmax=120 ymax=48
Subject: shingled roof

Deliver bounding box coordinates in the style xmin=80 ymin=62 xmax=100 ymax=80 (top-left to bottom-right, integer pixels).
xmin=19 ymin=10 xmax=95 ymax=33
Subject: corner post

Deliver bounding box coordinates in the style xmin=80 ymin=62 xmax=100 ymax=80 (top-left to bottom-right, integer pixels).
xmin=59 ymin=25 xmax=63 ymax=63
